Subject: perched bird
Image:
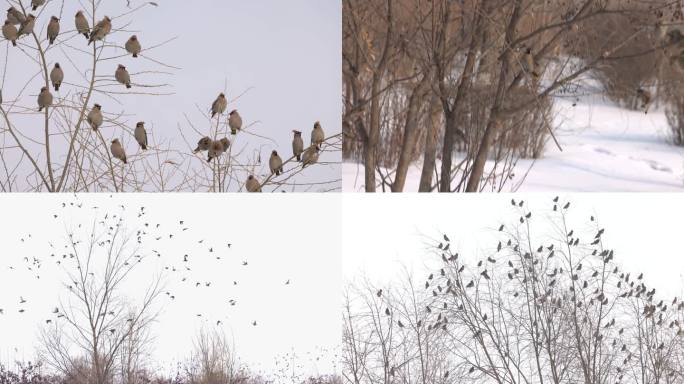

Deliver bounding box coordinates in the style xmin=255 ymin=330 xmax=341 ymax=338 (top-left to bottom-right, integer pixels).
xmin=134 ymin=121 xmax=147 ymax=150
xmin=292 ymin=130 xmax=304 ymax=161
xmin=115 ymin=64 xmax=131 ymax=89
xmin=47 ymin=16 xmax=60 ymax=45
xmin=302 ymin=145 xmax=319 ymax=167
xmin=2 ymin=20 xmax=18 ymax=47
xmin=74 ymin=11 xmax=90 ymax=39
xmin=311 ymin=121 xmax=324 ymax=146
xmin=211 ymin=93 xmax=227 ymax=118
xmin=31 ymin=0 xmax=45 ymax=11
xmin=269 ymin=150 xmax=283 ymax=175
xmin=110 ymin=139 xmax=127 ymax=164
xmin=17 ymin=14 xmax=36 ymax=37
xmin=219 ymin=137 xmax=230 ymax=152
xmin=125 ymin=35 xmax=141 ymax=58
xmin=87 ymin=104 xmax=103 ymax=130
xmin=228 ymin=109 xmax=242 ymax=134
xmin=37 ymin=86 xmax=53 ymax=112
xmin=50 ymin=63 xmax=63 ymax=91
xmin=193 ymin=136 xmax=212 ymax=153
xmin=245 ymin=175 xmax=261 ymax=192
xmin=636 ymin=88 xmax=651 ymax=113
xmin=207 ymin=140 xmax=225 ymax=162
xmin=6 ymin=7 xmax=25 ymax=25
xmin=89 ymin=16 xmax=111 ymax=45
xmin=522 ymin=47 xmax=540 ymax=78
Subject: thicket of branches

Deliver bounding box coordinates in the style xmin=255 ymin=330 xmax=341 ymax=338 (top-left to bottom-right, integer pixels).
xmin=0 ymin=0 xmax=341 ymax=192
xmin=343 ymin=199 xmax=684 ymax=383
xmin=343 ymin=0 xmax=684 ymax=192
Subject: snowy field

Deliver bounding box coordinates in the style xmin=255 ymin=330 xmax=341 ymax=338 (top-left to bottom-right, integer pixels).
xmin=344 ymin=98 xmax=684 ymax=192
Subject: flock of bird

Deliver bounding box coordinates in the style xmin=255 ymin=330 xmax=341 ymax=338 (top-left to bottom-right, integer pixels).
xmin=194 ymin=94 xmax=327 ymax=192
xmin=2 ymin=3 xmax=329 ymax=192
xmin=370 ymin=198 xmax=684 ymax=380
xmin=0 ymin=195 xmax=294 ymax=332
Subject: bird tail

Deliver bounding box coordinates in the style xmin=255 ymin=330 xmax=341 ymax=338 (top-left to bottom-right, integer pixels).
xmin=141 ymin=144 xmax=147 ymax=150
xmin=296 ymin=154 xmax=301 ymax=162
xmin=32 ymin=5 xmax=37 ymax=10
xmin=133 ymin=53 xmax=138 ymax=58
xmin=11 ymin=40 xmax=16 ymax=47
xmin=231 ymin=128 xmax=236 ymax=135
xmin=126 ymin=83 xmax=131 ymax=89
xmin=83 ymin=32 xmax=89 ymax=39
xmin=54 ymin=84 xmax=59 ymax=91
xmin=38 ymin=107 xmax=43 ymax=112
xmin=211 ymin=112 xmax=216 ymax=118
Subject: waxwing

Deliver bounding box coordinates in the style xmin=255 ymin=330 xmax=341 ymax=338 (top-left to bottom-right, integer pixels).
xmin=6 ymin=7 xmax=25 ymax=25
xmin=269 ymin=150 xmax=283 ymax=176
xmin=88 ymin=16 xmax=111 ymax=45
xmin=193 ymin=136 xmax=212 ymax=153
xmin=115 ymin=64 xmax=131 ymax=89
xmin=110 ymin=139 xmax=127 ymax=164
xmin=2 ymin=20 xmax=17 ymax=46
xmin=311 ymin=121 xmax=324 ymax=146
xmin=17 ymin=14 xmax=36 ymax=37
xmin=125 ymin=35 xmax=141 ymax=58
xmin=75 ymin=11 xmax=90 ymax=39
xmin=47 ymin=16 xmax=60 ymax=44
xmin=134 ymin=121 xmax=148 ymax=150
xmin=228 ymin=109 xmax=242 ymax=134
xmin=245 ymin=175 xmax=261 ymax=192
xmin=292 ymin=130 xmax=304 ymax=162
xmin=302 ymin=145 xmax=319 ymax=168
xmin=50 ymin=63 xmax=63 ymax=91
xmin=211 ymin=93 xmax=227 ymax=118
xmin=87 ymin=104 xmax=103 ymax=130
xmin=37 ymin=86 xmax=53 ymax=112
xmin=31 ymin=0 xmax=45 ymax=11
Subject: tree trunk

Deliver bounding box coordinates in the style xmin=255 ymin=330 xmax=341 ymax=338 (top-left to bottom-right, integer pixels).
xmin=364 ymin=77 xmax=382 ymax=192
xmin=418 ymin=96 xmax=442 ymax=192
xmin=466 ymin=0 xmax=522 ymax=192
xmin=393 ymin=77 xmax=429 ymax=192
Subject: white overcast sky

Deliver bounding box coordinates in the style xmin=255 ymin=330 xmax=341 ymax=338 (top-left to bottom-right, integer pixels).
xmin=0 ymin=0 xmax=341 ymax=191
xmin=0 ymin=193 xmax=342 ymax=377
xmin=343 ymin=194 xmax=684 ymax=299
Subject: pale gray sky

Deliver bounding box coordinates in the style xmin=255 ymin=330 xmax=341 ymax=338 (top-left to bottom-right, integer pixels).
xmin=0 ymin=194 xmax=342 ymax=377
xmin=0 ymin=0 xmax=341 ymax=191
xmin=343 ymin=194 xmax=684 ymax=299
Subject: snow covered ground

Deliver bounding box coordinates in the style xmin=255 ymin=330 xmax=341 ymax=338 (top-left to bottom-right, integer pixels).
xmin=344 ymin=97 xmax=684 ymax=192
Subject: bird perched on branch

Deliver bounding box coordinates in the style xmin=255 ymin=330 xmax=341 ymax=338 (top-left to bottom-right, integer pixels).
xmin=211 ymin=93 xmax=227 ymax=118
xmin=111 ymin=139 xmax=127 ymax=164
xmin=50 ymin=63 xmax=63 ymax=91
xmin=6 ymin=7 xmax=25 ymax=25
xmin=207 ymin=139 xmax=227 ymax=162
xmin=37 ymin=87 xmax=53 ymax=112
xmin=269 ymin=150 xmax=283 ymax=175
xmin=292 ymin=130 xmax=303 ymax=161
xmin=134 ymin=122 xmax=148 ymax=150
xmin=228 ymin=109 xmax=242 ymax=134
xmin=75 ymin=11 xmax=90 ymax=39
xmin=47 ymin=16 xmax=60 ymax=45
xmin=245 ymin=175 xmax=261 ymax=192
xmin=115 ymin=65 xmax=131 ymax=89
xmin=636 ymin=88 xmax=651 ymax=114
xmin=31 ymin=0 xmax=45 ymax=11
xmin=17 ymin=14 xmax=36 ymax=37
xmin=521 ymin=46 xmax=540 ymax=78
xmin=2 ymin=20 xmax=17 ymax=47
xmin=125 ymin=35 xmax=141 ymax=58
xmin=87 ymin=104 xmax=103 ymax=130
xmin=302 ymin=145 xmax=319 ymax=167
xmin=193 ymin=136 xmax=212 ymax=153
xmin=311 ymin=121 xmax=324 ymax=147
xmin=89 ymin=16 xmax=111 ymax=45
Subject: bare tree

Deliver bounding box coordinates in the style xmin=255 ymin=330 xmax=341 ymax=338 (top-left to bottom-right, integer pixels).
xmin=343 ymin=199 xmax=684 ymax=383
xmin=38 ymin=216 xmax=164 ymax=384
